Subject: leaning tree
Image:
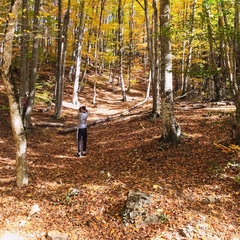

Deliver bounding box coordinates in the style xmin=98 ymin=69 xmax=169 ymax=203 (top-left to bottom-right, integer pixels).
xmin=1 ymin=0 xmax=28 ymax=187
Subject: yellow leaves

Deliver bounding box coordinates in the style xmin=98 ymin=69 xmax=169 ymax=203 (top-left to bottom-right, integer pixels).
xmin=229 ymin=144 xmax=240 ymax=152
xmin=213 ymin=141 xmax=235 ymax=153
xmin=8 ymin=13 xmax=16 ymax=19
xmin=153 ymin=184 xmax=163 ymax=190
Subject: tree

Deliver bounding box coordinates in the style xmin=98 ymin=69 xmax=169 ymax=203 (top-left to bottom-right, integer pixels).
xmin=19 ymin=0 xmax=29 ymax=123
xmin=72 ymin=0 xmax=86 ymax=105
xmin=54 ymin=0 xmax=70 ymax=118
xmin=141 ymin=0 xmax=161 ymax=117
xmin=1 ymin=0 xmax=28 ymax=187
xmin=25 ymin=0 xmax=41 ymax=128
xmin=181 ymin=0 xmax=197 ymax=97
xmin=92 ymin=0 xmax=106 ymax=104
xmin=202 ymin=0 xmax=222 ymax=100
xmin=118 ymin=0 xmax=127 ymax=102
xmin=160 ymin=0 xmax=181 ymax=144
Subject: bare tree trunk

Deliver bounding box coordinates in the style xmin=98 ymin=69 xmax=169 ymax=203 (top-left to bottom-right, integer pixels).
xmin=118 ymin=0 xmax=127 ymax=102
xmin=231 ymin=0 xmax=240 ymax=143
xmin=152 ymin=0 xmax=160 ymax=117
xmin=72 ymin=0 xmax=86 ymax=105
xmin=1 ymin=0 xmax=28 ymax=187
xmin=141 ymin=0 xmax=160 ymax=116
xmin=203 ymin=0 xmax=222 ymax=100
xmin=92 ymin=0 xmax=106 ymax=105
xmin=54 ymin=0 xmax=70 ymax=118
xmin=160 ymin=0 xmax=181 ymax=144
xmin=25 ymin=0 xmax=40 ymax=129
xmin=19 ymin=0 xmax=29 ymax=119
xmin=127 ymin=0 xmax=134 ymax=91
xmin=181 ymin=0 xmax=196 ymax=97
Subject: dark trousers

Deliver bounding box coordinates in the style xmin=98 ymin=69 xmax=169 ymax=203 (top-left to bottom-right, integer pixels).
xmin=78 ymin=128 xmax=87 ymax=153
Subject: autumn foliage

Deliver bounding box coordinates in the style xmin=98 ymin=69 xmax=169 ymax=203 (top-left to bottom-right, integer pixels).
xmin=0 ymin=80 xmax=239 ymax=239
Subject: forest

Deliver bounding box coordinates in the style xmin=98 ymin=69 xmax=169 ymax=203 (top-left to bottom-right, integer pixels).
xmin=0 ymin=0 xmax=240 ymax=239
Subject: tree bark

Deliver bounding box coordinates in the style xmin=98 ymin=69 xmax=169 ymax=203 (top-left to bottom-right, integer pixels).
xmin=25 ymin=0 xmax=41 ymax=129
xmin=72 ymin=0 xmax=86 ymax=105
xmin=181 ymin=0 xmax=196 ymax=97
xmin=1 ymin=0 xmax=28 ymax=187
xmin=19 ymin=0 xmax=29 ymax=119
xmin=160 ymin=0 xmax=181 ymax=144
xmin=54 ymin=0 xmax=70 ymax=118
xmin=118 ymin=0 xmax=127 ymax=102
xmin=92 ymin=0 xmax=106 ymax=104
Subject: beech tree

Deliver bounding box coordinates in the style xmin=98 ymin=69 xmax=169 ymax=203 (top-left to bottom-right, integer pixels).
xmin=118 ymin=0 xmax=127 ymax=101
xmin=181 ymin=0 xmax=197 ymax=97
xmin=1 ymin=0 xmax=28 ymax=187
xmin=54 ymin=0 xmax=70 ymax=118
xmin=72 ymin=0 xmax=86 ymax=105
xmin=142 ymin=0 xmax=160 ymax=117
xmin=160 ymin=0 xmax=181 ymax=143
xmin=19 ymin=0 xmax=29 ymax=121
xmin=25 ymin=0 xmax=41 ymax=128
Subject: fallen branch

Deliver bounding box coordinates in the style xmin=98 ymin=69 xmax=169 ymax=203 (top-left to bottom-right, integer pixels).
xmin=32 ymin=122 xmax=64 ymax=127
xmin=59 ymin=99 xmax=151 ymax=134
xmin=58 ymin=117 xmax=111 ymax=134
xmin=127 ymin=97 xmax=150 ymax=112
xmin=174 ymin=90 xmax=193 ymax=100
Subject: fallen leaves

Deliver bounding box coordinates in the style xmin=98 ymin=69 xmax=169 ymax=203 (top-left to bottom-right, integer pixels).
xmin=0 ymin=82 xmax=240 ymax=239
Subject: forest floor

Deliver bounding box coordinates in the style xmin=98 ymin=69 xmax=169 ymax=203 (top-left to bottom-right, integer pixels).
xmin=0 ymin=76 xmax=239 ymax=240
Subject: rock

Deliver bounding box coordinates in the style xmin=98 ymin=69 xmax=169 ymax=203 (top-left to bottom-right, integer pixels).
xmin=202 ymin=196 xmax=219 ymax=204
xmin=29 ymin=204 xmax=41 ymax=216
xmin=121 ymin=190 xmax=151 ymax=224
xmin=143 ymin=214 xmax=168 ymax=225
xmin=46 ymin=230 xmax=69 ymax=240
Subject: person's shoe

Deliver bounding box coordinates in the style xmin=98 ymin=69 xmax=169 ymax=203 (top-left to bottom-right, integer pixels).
xmin=82 ymin=151 xmax=86 ymax=156
xmin=76 ymin=153 xmax=81 ymax=157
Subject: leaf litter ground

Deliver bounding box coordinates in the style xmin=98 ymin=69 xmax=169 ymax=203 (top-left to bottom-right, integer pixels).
xmin=0 ymin=81 xmax=239 ymax=239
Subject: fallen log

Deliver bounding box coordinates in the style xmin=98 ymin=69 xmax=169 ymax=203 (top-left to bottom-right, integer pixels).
xmin=58 ymin=117 xmax=111 ymax=134
xmin=32 ymin=122 xmax=64 ymax=127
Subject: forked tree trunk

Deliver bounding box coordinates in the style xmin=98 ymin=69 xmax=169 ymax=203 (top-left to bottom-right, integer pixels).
xmin=2 ymin=0 xmax=28 ymax=187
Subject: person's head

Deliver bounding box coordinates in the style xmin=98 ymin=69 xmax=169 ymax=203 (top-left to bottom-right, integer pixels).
xmin=79 ymin=106 xmax=87 ymax=112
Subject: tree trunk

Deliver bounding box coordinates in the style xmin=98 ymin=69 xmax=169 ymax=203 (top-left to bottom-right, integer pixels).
xmin=1 ymin=0 xmax=28 ymax=187
xmin=203 ymin=0 xmax=222 ymax=100
xmin=181 ymin=0 xmax=196 ymax=97
xmin=127 ymin=0 xmax=134 ymax=91
xmin=72 ymin=0 xmax=86 ymax=105
xmin=160 ymin=0 xmax=181 ymax=144
xmin=152 ymin=0 xmax=160 ymax=117
xmin=142 ymin=0 xmax=160 ymax=117
xmin=25 ymin=0 xmax=40 ymax=129
xmin=54 ymin=0 xmax=70 ymax=118
xmin=232 ymin=0 xmax=240 ymax=143
xmin=118 ymin=0 xmax=127 ymax=102
xmin=92 ymin=0 xmax=106 ymax=105
xmin=19 ymin=0 xmax=29 ymax=119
